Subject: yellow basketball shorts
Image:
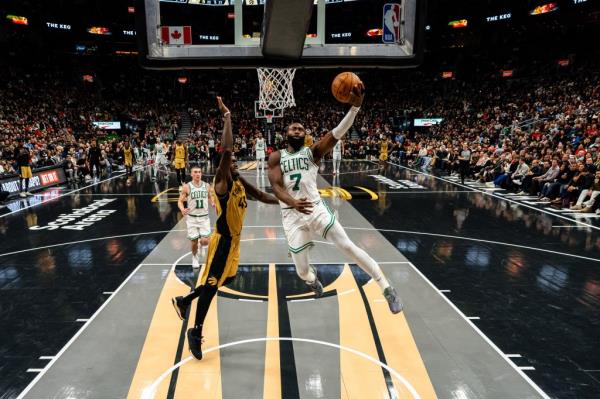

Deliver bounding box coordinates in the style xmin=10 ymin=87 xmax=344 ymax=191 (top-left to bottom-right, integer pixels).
xmin=379 ymin=153 xmax=388 ymax=161
xmin=20 ymin=166 xmax=32 ymax=179
xmin=200 ymin=233 xmax=240 ymax=288
xmin=174 ymin=159 xmax=185 ymax=169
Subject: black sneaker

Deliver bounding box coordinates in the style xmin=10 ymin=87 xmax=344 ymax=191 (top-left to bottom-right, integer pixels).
xmin=383 ymin=287 xmax=403 ymax=314
xmin=171 ymin=296 xmax=189 ymax=320
xmin=187 ymin=328 xmax=203 ymax=360
xmin=306 ymin=265 xmax=323 ymax=297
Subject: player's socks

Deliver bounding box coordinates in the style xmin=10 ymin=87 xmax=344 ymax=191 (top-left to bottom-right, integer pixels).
xmin=192 ymin=252 xmax=200 ymax=269
xmin=305 ymin=265 xmax=323 ymax=297
xmin=373 ymin=274 xmax=390 ymax=291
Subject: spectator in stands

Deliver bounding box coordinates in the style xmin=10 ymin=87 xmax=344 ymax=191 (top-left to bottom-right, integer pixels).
xmin=532 ymin=160 xmax=560 ymax=196
xmin=573 ymin=170 xmax=600 ymax=211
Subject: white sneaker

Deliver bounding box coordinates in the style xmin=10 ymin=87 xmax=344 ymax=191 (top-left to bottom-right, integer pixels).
xmin=26 ymin=192 xmax=33 ymax=196
xmin=19 ymin=192 xmax=26 ymax=198
xmin=192 ymin=254 xmax=200 ymax=269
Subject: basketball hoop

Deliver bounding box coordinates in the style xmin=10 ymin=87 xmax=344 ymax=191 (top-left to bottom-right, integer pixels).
xmin=257 ymin=68 xmax=296 ymax=111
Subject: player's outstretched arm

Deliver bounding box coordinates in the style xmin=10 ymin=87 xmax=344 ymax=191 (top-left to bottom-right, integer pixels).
xmin=214 ymin=96 xmax=233 ymax=196
xmin=267 ymin=151 xmax=313 ymax=214
xmin=312 ymin=82 xmax=365 ymax=163
xmin=238 ymin=176 xmax=278 ymax=204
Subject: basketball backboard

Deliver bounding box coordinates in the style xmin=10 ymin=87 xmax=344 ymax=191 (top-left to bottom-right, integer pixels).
xmin=137 ymin=0 xmax=425 ymax=69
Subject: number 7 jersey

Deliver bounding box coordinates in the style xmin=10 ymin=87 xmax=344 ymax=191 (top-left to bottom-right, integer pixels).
xmin=279 ymin=146 xmax=321 ymax=208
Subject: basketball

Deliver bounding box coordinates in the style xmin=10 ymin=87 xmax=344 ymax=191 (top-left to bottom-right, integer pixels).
xmin=331 ymin=72 xmax=362 ymax=103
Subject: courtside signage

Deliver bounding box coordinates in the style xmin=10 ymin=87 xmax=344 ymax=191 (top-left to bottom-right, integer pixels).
xmin=29 ymin=198 xmax=118 ymax=231
xmin=369 ymin=175 xmax=426 ymax=189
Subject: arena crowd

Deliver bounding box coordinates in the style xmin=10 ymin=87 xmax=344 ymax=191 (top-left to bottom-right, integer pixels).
xmin=0 ymin=60 xmax=598 ymax=211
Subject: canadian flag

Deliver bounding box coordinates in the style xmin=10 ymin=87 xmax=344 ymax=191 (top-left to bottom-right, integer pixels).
xmin=161 ymin=26 xmax=192 ymax=45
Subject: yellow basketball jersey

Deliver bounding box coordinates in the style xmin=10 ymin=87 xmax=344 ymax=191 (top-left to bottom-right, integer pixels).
xmin=214 ymin=178 xmax=247 ymax=236
xmin=175 ymin=144 xmax=186 ymax=160
xmin=304 ymin=135 xmax=313 ymax=147
xmin=380 ymin=140 xmax=389 ymax=154
xmin=124 ymin=148 xmax=133 ymax=164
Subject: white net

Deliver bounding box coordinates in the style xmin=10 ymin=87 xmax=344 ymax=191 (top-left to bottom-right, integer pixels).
xmin=257 ymin=68 xmax=296 ymax=111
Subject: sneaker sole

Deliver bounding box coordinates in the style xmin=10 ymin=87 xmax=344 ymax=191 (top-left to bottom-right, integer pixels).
xmin=171 ymin=298 xmax=185 ymax=320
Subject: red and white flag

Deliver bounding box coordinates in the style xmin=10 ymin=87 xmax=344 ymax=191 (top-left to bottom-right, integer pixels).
xmin=161 ymin=26 xmax=192 ymax=45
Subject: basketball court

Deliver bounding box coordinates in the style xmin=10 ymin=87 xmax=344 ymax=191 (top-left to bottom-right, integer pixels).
xmin=2 ymin=159 xmax=599 ymax=399
xmin=1 ymin=1 xmax=599 ymax=398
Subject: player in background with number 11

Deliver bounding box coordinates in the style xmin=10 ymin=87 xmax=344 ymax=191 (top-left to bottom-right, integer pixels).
xmin=179 ymin=165 xmax=215 ymax=268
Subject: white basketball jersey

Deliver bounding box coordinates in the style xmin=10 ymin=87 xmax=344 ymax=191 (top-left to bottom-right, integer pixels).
xmin=156 ymin=143 xmax=165 ymax=156
xmin=279 ymin=147 xmax=320 ymax=208
xmin=333 ymin=141 xmax=342 ymax=158
xmin=187 ymin=181 xmax=210 ymax=216
xmin=256 ymin=138 xmax=265 ymax=153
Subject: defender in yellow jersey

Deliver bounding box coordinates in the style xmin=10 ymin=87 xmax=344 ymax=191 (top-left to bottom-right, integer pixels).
xmin=172 ymin=140 xmax=187 ymax=189
xmin=123 ymin=142 xmax=135 ymax=177
xmin=172 ymin=97 xmax=278 ymax=360
xmin=379 ymin=136 xmax=391 ymax=170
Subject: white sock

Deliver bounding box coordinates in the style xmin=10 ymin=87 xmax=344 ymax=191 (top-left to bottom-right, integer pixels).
xmin=290 ymin=250 xmax=317 ymax=283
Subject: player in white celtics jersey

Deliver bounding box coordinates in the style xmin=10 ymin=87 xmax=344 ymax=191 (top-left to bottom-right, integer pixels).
xmin=152 ymin=138 xmax=169 ymax=181
xmin=268 ymin=83 xmax=403 ymax=314
xmin=254 ymin=132 xmax=266 ymax=175
xmin=178 ymin=165 xmax=214 ymax=268
xmin=332 ymin=139 xmax=343 ymax=175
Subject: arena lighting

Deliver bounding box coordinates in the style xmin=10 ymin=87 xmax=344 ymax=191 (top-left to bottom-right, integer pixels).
xmin=128 ymin=6 xmax=135 ymax=13
xmin=442 ymin=71 xmax=453 ymax=79
xmin=6 ymin=15 xmax=28 ymax=25
xmin=502 ymin=69 xmax=513 ymax=77
xmin=178 ymin=76 xmax=189 ymax=84
xmin=227 ymin=12 xmax=235 ymax=19
xmin=88 ymin=26 xmax=112 ymax=35
xmin=448 ymin=19 xmax=468 ymax=28
xmin=529 ymin=3 xmax=559 ymax=15
xmin=558 ymin=59 xmax=570 ymax=66
xmin=82 ymin=74 xmax=94 ymax=83
xmin=366 ymin=28 xmax=383 ymax=37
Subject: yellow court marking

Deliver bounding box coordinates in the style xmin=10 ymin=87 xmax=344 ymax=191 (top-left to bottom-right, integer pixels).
xmin=151 ymin=187 xmax=179 ymax=203
xmin=364 ymin=280 xmax=438 ymax=398
xmin=263 ymin=264 xmax=281 ymax=399
xmin=127 ymin=268 xmax=188 ymax=398
xmin=126 ymin=268 xmax=222 ymax=399
xmin=334 ymin=265 xmax=390 ymax=399
xmin=173 ymin=292 xmax=221 ymax=398
xmin=354 ymin=186 xmax=379 ymax=200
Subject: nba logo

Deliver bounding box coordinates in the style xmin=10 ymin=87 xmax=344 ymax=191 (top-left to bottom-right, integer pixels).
xmin=382 ymin=3 xmax=401 ymax=44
